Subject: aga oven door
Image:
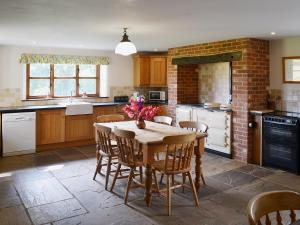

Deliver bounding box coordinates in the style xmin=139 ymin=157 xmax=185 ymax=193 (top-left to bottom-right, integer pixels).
xmin=263 ymin=120 xmax=300 ymax=173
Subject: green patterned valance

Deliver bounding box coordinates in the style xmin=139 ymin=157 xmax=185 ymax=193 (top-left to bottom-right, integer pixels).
xmin=18 ymin=53 xmax=109 ymax=65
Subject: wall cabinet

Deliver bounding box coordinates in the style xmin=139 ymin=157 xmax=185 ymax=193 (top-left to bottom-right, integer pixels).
xmin=133 ymin=54 xmax=167 ymax=87
xmin=36 ymin=109 xmax=65 ymax=145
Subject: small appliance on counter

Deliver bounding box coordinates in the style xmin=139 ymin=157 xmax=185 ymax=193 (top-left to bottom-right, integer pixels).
xmin=114 ymin=96 xmax=129 ymax=103
xmin=149 ymin=91 xmax=166 ymax=102
xmin=263 ymin=111 xmax=300 ymax=174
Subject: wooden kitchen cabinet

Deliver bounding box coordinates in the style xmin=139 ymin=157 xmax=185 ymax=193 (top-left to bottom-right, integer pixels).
xmin=134 ymin=56 xmax=150 ymax=87
xmin=133 ymin=54 xmax=167 ymax=87
xmin=36 ymin=109 xmax=65 ymax=145
xmin=65 ymin=115 xmax=94 ymax=142
xmin=150 ymin=57 xmax=167 ymax=87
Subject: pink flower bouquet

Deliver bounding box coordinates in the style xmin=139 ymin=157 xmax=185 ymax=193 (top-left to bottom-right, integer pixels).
xmin=123 ymin=95 xmax=160 ymax=120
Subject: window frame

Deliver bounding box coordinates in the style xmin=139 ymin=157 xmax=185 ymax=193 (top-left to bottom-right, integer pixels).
xmin=26 ymin=64 xmax=100 ymax=99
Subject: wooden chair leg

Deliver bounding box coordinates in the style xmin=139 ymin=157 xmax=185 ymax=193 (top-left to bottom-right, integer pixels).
xmin=139 ymin=166 xmax=143 ymax=183
xmin=124 ymin=168 xmax=134 ymax=204
xmin=110 ymin=163 xmax=121 ymax=192
xmin=187 ymin=171 xmax=199 ymax=207
xmin=153 ymin=170 xmax=160 ymax=192
xmin=93 ymin=155 xmax=103 ymax=180
xmin=160 ymin=173 xmax=164 ymax=184
xmin=182 ymin=173 xmax=186 ymax=193
xmin=105 ymin=157 xmax=112 ymax=190
xmin=201 ymin=173 xmax=206 ymax=185
xmin=166 ymin=175 xmax=171 ymax=216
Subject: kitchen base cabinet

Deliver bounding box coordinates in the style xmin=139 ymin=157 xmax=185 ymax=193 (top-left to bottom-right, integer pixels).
xmin=36 ymin=109 xmax=65 ymax=146
xmin=65 ymin=115 xmax=94 ymax=142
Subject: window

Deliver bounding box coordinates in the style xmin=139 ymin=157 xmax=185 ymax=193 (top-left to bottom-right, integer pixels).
xmin=283 ymin=57 xmax=300 ymax=83
xmin=26 ymin=63 xmax=100 ymax=98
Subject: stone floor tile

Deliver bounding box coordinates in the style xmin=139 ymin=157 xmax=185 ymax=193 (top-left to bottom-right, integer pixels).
xmin=28 ymin=198 xmax=87 ymax=225
xmin=74 ymin=189 xmax=123 ymax=212
xmin=54 ymin=148 xmax=87 ymax=161
xmin=210 ymin=169 xmax=257 ymax=187
xmin=51 ymin=159 xmax=95 ymax=180
xmin=0 ymin=181 xmax=21 ymax=208
xmin=237 ymin=164 xmax=276 ymax=178
xmin=207 ymin=179 xmax=288 ymax=215
xmin=53 ymin=205 xmax=157 ymax=225
xmin=60 ymin=174 xmax=103 ymax=194
xmin=75 ymin=145 xmax=96 ymax=158
xmin=15 ymin=177 xmax=72 ymax=208
xmin=0 ymin=205 xmax=32 ymax=225
xmin=262 ymin=171 xmax=300 ymax=192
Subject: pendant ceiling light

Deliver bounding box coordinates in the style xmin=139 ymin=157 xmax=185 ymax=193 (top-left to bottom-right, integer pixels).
xmin=115 ymin=28 xmax=137 ymax=56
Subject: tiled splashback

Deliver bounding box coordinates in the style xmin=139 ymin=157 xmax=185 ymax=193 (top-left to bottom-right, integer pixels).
xmin=198 ymin=62 xmax=230 ymax=104
xmin=270 ymin=85 xmax=300 ymax=112
xmin=0 ymin=86 xmax=168 ymax=107
xmin=0 ymin=88 xmax=22 ymax=107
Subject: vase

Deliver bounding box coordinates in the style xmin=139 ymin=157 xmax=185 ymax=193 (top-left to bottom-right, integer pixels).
xmin=136 ymin=118 xmax=146 ymax=129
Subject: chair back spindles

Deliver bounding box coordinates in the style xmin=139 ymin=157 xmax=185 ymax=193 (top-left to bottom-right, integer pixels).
xmin=95 ymin=124 xmax=114 ymax=155
xmin=265 ymin=214 xmax=271 ymax=225
xmin=179 ymin=121 xmax=208 ymax=133
xmin=290 ymin=210 xmax=296 ymax=223
xmin=154 ymin=116 xmax=173 ymax=126
xmin=114 ymin=128 xmax=140 ymax=166
xmin=275 ymin=211 xmax=283 ymax=225
xmin=163 ymin=133 xmax=196 ymax=174
xmin=247 ymin=190 xmax=300 ymax=225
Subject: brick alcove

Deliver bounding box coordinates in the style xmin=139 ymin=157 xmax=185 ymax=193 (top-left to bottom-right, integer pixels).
xmin=167 ymin=38 xmax=269 ymax=162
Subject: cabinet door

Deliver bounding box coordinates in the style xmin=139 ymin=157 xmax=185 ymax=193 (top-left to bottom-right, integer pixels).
xmin=36 ymin=109 xmax=65 ymax=145
xmin=150 ymin=57 xmax=167 ymax=87
xmin=65 ymin=115 xmax=94 ymax=142
xmin=134 ymin=56 xmax=150 ymax=87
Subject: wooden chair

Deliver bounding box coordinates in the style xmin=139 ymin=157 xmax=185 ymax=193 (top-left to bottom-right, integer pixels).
xmin=96 ymin=114 xmax=125 ymax=123
xmin=179 ymin=121 xmax=208 ymax=133
xmin=110 ymin=128 xmax=144 ymax=204
xmin=93 ymin=124 xmax=119 ymax=190
xmin=95 ymin=114 xmax=125 ymax=160
xmin=247 ymin=190 xmax=300 ymax=225
xmin=179 ymin=120 xmax=208 ymax=185
xmin=152 ymin=133 xmax=199 ymax=215
xmin=154 ymin=116 xmax=173 ymax=126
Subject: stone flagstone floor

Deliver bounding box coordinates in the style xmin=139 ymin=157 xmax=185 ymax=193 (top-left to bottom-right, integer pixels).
xmin=0 ymin=145 xmax=300 ymax=225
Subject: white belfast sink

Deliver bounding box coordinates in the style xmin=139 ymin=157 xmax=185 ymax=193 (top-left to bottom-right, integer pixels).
xmin=60 ymin=102 xmax=93 ymax=115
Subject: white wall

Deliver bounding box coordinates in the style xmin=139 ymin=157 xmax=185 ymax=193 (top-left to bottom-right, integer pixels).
xmin=270 ymin=37 xmax=300 ymax=112
xmin=0 ymin=45 xmax=133 ymax=92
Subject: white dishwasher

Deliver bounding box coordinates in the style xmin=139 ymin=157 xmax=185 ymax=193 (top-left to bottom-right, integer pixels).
xmin=2 ymin=112 xmax=36 ymax=156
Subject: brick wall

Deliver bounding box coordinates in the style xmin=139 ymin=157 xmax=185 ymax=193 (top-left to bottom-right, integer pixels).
xmin=167 ymin=38 xmax=269 ymax=162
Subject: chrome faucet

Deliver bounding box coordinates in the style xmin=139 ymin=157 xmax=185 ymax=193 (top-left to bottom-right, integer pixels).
xmin=69 ymin=91 xmax=73 ymax=103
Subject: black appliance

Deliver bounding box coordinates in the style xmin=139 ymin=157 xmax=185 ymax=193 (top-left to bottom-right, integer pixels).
xmin=263 ymin=111 xmax=300 ymax=174
xmin=114 ymin=96 xmax=129 ymax=103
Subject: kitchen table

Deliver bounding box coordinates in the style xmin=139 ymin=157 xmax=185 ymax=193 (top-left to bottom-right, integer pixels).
xmin=95 ymin=120 xmax=207 ymax=206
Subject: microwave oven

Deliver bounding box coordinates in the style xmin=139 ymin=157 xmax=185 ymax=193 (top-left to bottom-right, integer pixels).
xmin=149 ymin=91 xmax=166 ymax=101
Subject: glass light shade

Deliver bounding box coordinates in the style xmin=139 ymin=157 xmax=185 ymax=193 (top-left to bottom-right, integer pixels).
xmin=115 ymin=41 xmax=137 ymax=56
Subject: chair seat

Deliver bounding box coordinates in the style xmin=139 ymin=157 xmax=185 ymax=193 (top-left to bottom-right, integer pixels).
xmin=99 ymin=145 xmax=119 ymax=157
xmin=152 ymin=159 xmax=191 ymax=175
xmin=119 ymin=154 xmax=144 ymax=168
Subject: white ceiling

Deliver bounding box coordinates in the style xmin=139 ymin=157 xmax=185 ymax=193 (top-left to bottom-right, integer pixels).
xmin=0 ymin=0 xmax=300 ymax=51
